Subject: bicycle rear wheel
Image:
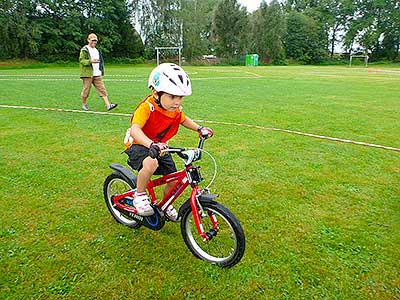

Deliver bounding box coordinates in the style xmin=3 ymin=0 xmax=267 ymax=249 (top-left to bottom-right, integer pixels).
xmin=180 ymin=201 xmax=245 ymax=267
xmin=104 ymin=172 xmax=141 ymax=228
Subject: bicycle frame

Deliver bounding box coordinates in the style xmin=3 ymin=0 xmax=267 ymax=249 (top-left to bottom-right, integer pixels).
xmin=147 ymin=167 xmax=190 ymax=209
xmin=112 ymin=163 xmax=215 ymax=241
xmin=106 ymin=136 xmax=245 ymax=267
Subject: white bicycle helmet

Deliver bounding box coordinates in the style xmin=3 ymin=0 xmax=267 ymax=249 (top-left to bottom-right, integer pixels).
xmin=148 ymin=63 xmax=192 ymax=96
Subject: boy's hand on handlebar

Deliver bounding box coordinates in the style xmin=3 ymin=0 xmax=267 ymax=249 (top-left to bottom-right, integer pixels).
xmin=197 ymin=126 xmax=213 ymax=139
xmin=149 ymin=142 xmax=169 ymax=158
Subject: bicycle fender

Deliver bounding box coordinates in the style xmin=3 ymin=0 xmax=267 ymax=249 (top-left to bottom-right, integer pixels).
xmin=109 ymin=163 xmax=137 ymax=188
xmin=178 ymin=193 xmax=219 ymax=218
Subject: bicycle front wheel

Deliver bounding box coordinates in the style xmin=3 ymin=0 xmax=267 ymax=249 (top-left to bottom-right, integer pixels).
xmin=180 ymin=201 xmax=245 ymax=268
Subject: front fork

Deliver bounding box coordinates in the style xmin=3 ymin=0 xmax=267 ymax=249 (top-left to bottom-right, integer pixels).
xmin=189 ymin=187 xmax=219 ymax=242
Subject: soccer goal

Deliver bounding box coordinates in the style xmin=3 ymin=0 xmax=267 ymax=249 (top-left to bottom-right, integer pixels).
xmin=349 ymin=54 xmax=369 ymax=67
xmin=155 ymin=47 xmax=182 ymax=65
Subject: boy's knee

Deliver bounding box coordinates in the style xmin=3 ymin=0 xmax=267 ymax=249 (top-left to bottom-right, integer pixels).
xmin=142 ymin=157 xmax=158 ymax=172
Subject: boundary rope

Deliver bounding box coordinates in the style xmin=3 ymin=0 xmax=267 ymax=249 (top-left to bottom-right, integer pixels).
xmin=0 ymin=104 xmax=398 ymax=152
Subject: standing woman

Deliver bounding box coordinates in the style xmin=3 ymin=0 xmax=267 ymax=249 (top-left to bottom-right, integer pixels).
xmin=79 ymin=33 xmax=117 ymax=111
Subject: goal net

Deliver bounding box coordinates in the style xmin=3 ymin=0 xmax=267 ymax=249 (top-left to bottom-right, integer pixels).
xmin=155 ymin=47 xmax=182 ymax=65
xmin=349 ymin=55 xmax=369 ymax=67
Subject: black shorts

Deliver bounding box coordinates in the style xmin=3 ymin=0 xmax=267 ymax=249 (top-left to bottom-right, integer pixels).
xmin=125 ymin=144 xmax=177 ymax=175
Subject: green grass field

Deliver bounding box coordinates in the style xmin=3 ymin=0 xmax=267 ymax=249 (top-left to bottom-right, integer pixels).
xmin=0 ymin=64 xmax=399 ymax=299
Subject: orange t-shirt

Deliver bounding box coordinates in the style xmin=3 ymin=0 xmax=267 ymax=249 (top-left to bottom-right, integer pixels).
xmin=130 ymin=95 xmax=186 ymax=145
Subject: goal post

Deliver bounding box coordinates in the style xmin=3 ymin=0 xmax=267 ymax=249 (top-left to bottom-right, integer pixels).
xmin=349 ymin=54 xmax=369 ymax=67
xmin=155 ymin=47 xmax=183 ymax=66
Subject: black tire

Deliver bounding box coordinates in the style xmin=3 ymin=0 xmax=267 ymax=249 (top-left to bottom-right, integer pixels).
xmin=103 ymin=172 xmax=141 ymax=228
xmin=180 ymin=201 xmax=245 ymax=268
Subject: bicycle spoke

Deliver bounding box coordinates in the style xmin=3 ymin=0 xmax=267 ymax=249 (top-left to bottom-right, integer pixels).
xmin=186 ymin=207 xmax=237 ymax=261
xmin=105 ymin=175 xmax=138 ymax=226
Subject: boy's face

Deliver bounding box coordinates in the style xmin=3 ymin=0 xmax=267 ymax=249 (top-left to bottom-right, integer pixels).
xmin=159 ymin=92 xmax=183 ymax=112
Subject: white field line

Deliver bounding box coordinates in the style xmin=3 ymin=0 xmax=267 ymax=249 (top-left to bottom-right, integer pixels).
xmin=195 ymin=119 xmax=400 ymax=152
xmin=245 ymin=71 xmax=263 ymax=78
xmin=368 ymin=69 xmax=400 ymax=75
xmin=0 ymin=75 xmax=261 ymax=82
xmin=191 ymin=68 xmax=247 ymax=73
xmin=0 ymin=78 xmax=145 ymax=82
xmin=191 ymin=75 xmax=261 ymax=81
xmin=303 ymin=73 xmax=400 ymax=81
xmin=0 ymin=104 xmax=399 ymax=153
xmin=0 ymin=74 xmax=143 ymax=77
xmin=306 ymin=71 xmax=400 ymax=77
xmin=349 ymin=68 xmax=400 ymax=75
xmin=0 ymin=104 xmax=131 ymax=117
xmin=0 ymin=70 xmax=262 ymax=81
xmin=307 ymin=72 xmax=400 ymax=78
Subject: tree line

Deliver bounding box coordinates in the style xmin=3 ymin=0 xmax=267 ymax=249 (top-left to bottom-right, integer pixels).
xmin=1 ymin=0 xmax=399 ymax=64
xmin=0 ymin=0 xmax=144 ymax=61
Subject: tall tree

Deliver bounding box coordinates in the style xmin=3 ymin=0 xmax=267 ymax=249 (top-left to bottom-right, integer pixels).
xmin=382 ymin=2 xmax=400 ymax=59
xmin=0 ymin=0 xmax=41 ymax=59
xmin=284 ymin=0 xmax=330 ymax=56
xmin=344 ymin=0 xmax=400 ymax=60
xmin=35 ymin=0 xmax=82 ymax=60
xmin=284 ymin=0 xmax=321 ymax=11
xmin=251 ymin=0 xmax=286 ymax=63
xmin=181 ymin=0 xmax=218 ymax=61
xmin=92 ymin=0 xmax=143 ymax=59
xmin=212 ymin=0 xmax=249 ymax=58
xmin=135 ymin=0 xmax=182 ymax=58
xmin=0 ymin=0 xmax=143 ymax=61
xmin=284 ymin=10 xmax=327 ymax=63
xmin=315 ymin=0 xmax=355 ymax=57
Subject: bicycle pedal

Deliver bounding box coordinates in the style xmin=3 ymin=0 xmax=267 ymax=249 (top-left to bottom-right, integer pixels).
xmin=124 ymin=197 xmax=134 ymax=206
xmin=165 ymin=216 xmax=180 ymax=223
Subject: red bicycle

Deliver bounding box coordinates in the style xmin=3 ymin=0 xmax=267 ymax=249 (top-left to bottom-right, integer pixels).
xmin=103 ymin=136 xmax=245 ymax=267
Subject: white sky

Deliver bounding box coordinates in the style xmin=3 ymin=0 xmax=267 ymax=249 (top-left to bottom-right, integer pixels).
xmin=237 ymin=0 xmax=264 ymax=12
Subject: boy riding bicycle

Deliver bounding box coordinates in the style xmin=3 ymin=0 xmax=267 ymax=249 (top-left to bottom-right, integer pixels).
xmin=124 ymin=63 xmax=213 ymax=220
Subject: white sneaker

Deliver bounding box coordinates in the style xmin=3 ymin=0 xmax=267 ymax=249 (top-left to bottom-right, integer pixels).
xmin=133 ymin=192 xmax=154 ymax=216
xmin=165 ymin=205 xmax=178 ymax=222
xmin=107 ymin=103 xmax=118 ymax=111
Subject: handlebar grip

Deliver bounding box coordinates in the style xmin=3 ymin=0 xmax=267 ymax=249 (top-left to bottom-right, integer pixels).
xmin=167 ymin=147 xmax=186 ymax=152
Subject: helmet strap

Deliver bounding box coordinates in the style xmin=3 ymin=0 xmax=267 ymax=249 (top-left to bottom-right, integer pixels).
xmin=154 ymin=92 xmax=166 ymax=110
